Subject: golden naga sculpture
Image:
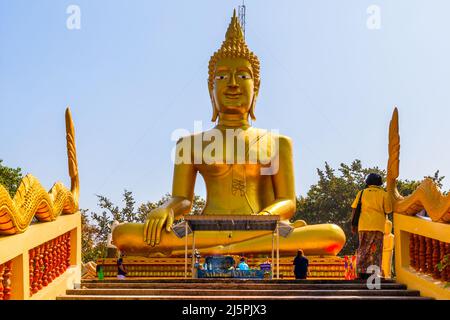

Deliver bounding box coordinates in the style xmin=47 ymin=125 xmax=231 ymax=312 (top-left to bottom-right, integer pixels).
xmin=0 ymin=108 xmax=79 ymax=235
xmin=112 ymin=10 xmax=346 ymax=257
xmin=387 ymin=107 xmax=450 ymax=223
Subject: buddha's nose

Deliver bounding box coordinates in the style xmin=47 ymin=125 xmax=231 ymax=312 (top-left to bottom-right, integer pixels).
xmin=227 ymin=73 xmax=238 ymax=88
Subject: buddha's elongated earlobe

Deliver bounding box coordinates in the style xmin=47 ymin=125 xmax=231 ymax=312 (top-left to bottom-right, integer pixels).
xmin=249 ymin=91 xmax=258 ymax=121
xmin=210 ymin=91 xmax=219 ymax=122
xmin=211 ymin=104 xmax=219 ymax=122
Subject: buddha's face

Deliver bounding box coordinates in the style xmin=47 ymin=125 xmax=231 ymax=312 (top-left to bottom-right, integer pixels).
xmin=212 ymin=57 xmax=256 ymax=116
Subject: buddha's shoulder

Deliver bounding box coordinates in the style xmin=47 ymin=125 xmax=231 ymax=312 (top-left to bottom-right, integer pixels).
xmin=174 ymin=132 xmax=202 ymax=145
xmin=250 ymin=127 xmax=293 ymax=146
xmin=175 ymin=127 xmax=226 ymax=143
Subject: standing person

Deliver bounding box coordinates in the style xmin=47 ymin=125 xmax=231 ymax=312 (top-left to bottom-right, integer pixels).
xmin=293 ymin=249 xmax=309 ymax=280
xmin=351 ymin=173 xmax=393 ymax=280
xmin=117 ymin=252 xmax=127 ymax=279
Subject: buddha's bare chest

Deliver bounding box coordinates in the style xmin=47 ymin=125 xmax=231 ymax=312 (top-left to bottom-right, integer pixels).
xmin=196 ymin=163 xmax=262 ymax=179
xmin=191 ymin=132 xmax=276 ymax=168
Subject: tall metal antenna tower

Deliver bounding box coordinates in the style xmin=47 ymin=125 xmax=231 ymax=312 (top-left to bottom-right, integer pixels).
xmin=238 ymin=1 xmax=246 ymax=38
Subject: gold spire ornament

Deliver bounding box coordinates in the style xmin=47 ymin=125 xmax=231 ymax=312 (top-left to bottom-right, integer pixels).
xmin=208 ymin=9 xmax=260 ymax=122
xmin=0 ymin=107 xmax=80 ymax=235
xmin=387 ymin=108 xmax=450 ymax=222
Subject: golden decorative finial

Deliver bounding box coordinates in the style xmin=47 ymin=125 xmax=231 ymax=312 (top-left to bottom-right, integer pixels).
xmin=225 ymin=9 xmax=244 ymax=42
xmin=386 ymin=106 xmax=450 ymax=223
xmin=387 ymin=106 xmax=400 ymax=196
xmin=208 ymin=9 xmax=260 ymax=121
xmin=65 ymin=106 xmax=79 ymax=208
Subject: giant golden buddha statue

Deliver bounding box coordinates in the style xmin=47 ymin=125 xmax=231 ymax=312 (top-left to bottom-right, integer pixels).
xmin=112 ymin=10 xmax=345 ymax=257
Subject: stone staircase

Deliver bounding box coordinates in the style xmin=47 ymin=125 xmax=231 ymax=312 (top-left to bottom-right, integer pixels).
xmin=57 ymin=279 xmax=433 ymax=300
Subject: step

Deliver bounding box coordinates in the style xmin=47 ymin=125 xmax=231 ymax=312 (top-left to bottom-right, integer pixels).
xmin=69 ymin=279 xmax=430 ymax=301
xmin=57 ymin=294 xmax=433 ymax=301
xmin=66 ymin=288 xmax=421 ymax=296
xmin=80 ymin=282 xmax=407 ymax=290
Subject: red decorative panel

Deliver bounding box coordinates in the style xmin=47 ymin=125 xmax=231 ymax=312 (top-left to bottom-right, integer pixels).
xmin=0 ymin=259 xmax=13 ymax=300
xmin=409 ymin=234 xmax=416 ymax=268
xmin=409 ymin=233 xmax=449 ymax=283
xmin=28 ymin=231 xmax=72 ymax=296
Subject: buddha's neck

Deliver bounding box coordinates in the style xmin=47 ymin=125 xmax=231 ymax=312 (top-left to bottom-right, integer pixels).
xmin=216 ymin=113 xmax=251 ymax=129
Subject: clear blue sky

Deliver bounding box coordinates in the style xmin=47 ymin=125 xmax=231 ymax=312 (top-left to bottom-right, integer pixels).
xmin=1 ymin=0 xmax=450 ymax=212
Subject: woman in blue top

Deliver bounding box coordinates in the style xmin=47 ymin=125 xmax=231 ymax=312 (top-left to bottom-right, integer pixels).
xmin=237 ymin=257 xmax=249 ymax=270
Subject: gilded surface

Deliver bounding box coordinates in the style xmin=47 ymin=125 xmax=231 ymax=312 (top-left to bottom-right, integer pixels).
xmin=112 ymin=10 xmax=346 ymax=257
xmin=387 ymin=108 xmax=450 ymax=223
xmin=0 ymin=108 xmax=79 ymax=235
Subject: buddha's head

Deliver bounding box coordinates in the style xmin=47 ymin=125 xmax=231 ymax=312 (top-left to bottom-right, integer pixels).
xmin=208 ymin=10 xmax=260 ymax=122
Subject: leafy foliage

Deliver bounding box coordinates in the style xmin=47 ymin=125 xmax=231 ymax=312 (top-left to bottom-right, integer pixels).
xmin=436 ymin=254 xmax=449 ymax=288
xmin=0 ymin=159 xmax=23 ymax=197
xmin=81 ymin=209 xmax=104 ymax=263
xmin=437 ymin=254 xmax=449 ymax=272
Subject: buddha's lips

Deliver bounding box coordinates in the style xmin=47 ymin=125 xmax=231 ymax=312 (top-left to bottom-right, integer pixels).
xmin=224 ymin=93 xmax=242 ymax=99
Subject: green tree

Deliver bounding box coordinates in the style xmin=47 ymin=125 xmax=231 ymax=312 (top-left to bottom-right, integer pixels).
xmin=0 ymin=159 xmax=23 ymax=197
xmin=437 ymin=254 xmax=449 ymax=288
xmin=81 ymin=209 xmax=103 ymax=263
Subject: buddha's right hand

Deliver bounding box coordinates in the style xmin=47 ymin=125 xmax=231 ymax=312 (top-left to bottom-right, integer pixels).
xmin=143 ymin=207 xmax=174 ymax=246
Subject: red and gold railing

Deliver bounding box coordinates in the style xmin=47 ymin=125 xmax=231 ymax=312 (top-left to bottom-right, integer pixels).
xmin=0 ymin=212 xmax=81 ymax=300
xmin=409 ymin=234 xmax=449 ymax=282
xmin=394 ymin=213 xmax=450 ymax=299
xmin=29 ymin=232 xmax=71 ymax=296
